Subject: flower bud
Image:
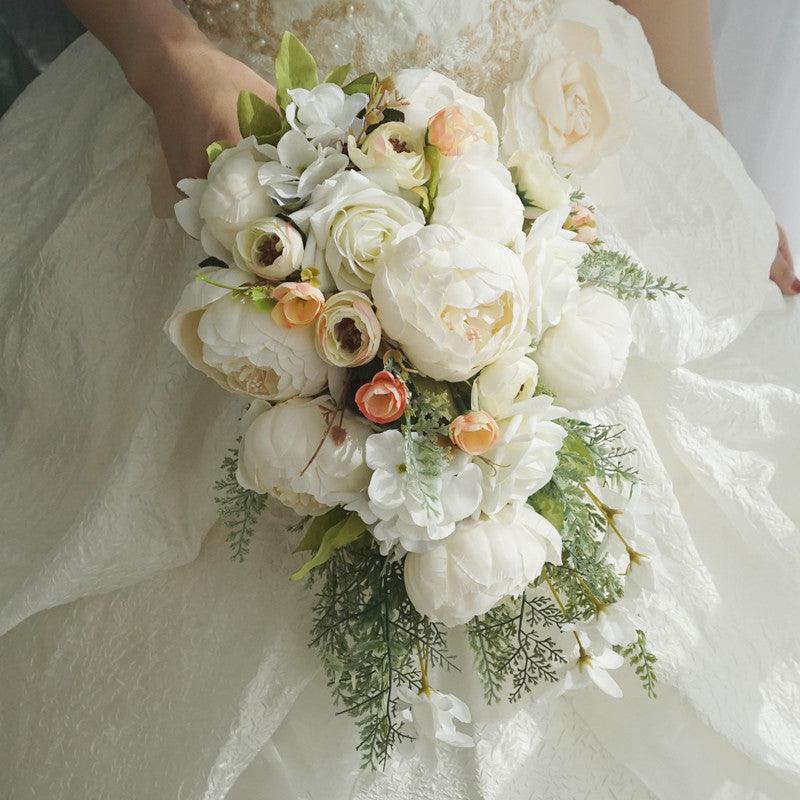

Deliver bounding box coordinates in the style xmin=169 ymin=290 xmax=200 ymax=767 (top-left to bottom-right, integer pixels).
xmin=355 ymin=370 xmax=409 ymax=424
xmin=449 ymin=411 xmax=499 ymax=456
xmin=270 ymin=282 xmax=325 ymax=329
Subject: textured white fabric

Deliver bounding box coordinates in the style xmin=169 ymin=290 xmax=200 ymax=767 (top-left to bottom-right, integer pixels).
xmin=0 ymin=1 xmax=799 ymax=798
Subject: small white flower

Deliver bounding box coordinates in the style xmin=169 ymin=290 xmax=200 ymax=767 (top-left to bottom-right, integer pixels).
xmin=470 ymin=338 xmax=539 ymax=420
xmin=534 ymin=287 xmax=632 ymax=410
xmin=292 ymin=170 xmax=424 ymax=292
xmin=508 ymin=150 xmax=573 ymax=212
xmin=365 ymin=430 xmax=483 ymax=555
xmin=404 ymin=502 xmax=562 ymax=627
xmin=523 ymin=207 xmax=588 ymax=340
xmin=372 ymin=224 xmax=530 ymax=382
xmin=236 ymin=396 xmax=371 ymax=515
xmin=562 ymin=630 xmax=625 ymax=698
xmin=478 ymin=395 xmax=567 ymax=516
xmin=397 ymin=686 xmax=474 ymax=768
xmin=231 ymin=217 xmax=305 ymax=280
xmin=175 ymin=137 xmax=276 ymax=261
xmin=286 ymin=83 xmax=369 ymax=146
xmin=575 ymin=601 xmax=639 ymax=648
xmin=258 ymin=129 xmax=349 ymax=210
xmin=431 ymin=157 xmax=524 ymax=248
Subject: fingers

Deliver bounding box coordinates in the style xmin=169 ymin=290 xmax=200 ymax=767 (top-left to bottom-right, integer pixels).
xmin=770 ymin=251 xmax=800 ymax=295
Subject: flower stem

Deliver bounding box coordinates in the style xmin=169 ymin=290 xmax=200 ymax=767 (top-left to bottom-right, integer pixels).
xmin=544 ymin=572 xmax=584 ymax=652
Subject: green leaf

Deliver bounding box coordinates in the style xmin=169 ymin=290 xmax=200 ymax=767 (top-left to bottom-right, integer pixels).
xmin=295 ymin=507 xmax=347 ymax=553
xmin=324 ymin=63 xmax=352 ymax=85
xmin=557 ymin=431 xmax=596 ymax=482
xmin=207 ymin=140 xmax=233 ymax=164
xmin=237 ymin=90 xmax=284 ymax=139
xmin=290 ymin=512 xmax=367 ymax=581
xmin=343 ymin=72 xmax=377 ymax=96
xmin=529 ymin=481 xmax=566 ymax=532
xmin=422 ymin=144 xmax=442 ymax=223
xmin=275 ymin=31 xmax=319 ymax=108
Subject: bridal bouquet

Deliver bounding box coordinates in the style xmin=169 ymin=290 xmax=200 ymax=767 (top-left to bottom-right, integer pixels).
xmin=167 ymin=34 xmax=684 ymax=768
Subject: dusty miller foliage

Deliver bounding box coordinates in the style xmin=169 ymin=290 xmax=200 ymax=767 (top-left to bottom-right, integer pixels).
xmin=578 ymin=249 xmax=687 ymax=300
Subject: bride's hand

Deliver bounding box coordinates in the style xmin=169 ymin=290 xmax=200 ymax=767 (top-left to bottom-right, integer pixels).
xmin=138 ymin=40 xmax=277 ymax=185
xmin=770 ymin=225 xmax=800 ymax=295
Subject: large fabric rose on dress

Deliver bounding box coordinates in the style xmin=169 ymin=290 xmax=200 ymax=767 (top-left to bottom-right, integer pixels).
xmin=292 ymin=170 xmax=424 ymax=291
xmin=404 ymin=502 xmax=563 ymax=627
xmin=237 ymin=396 xmax=371 ymax=516
xmin=175 ymin=136 xmax=277 ymax=261
xmin=165 ymin=267 xmax=327 ymax=401
xmin=503 ymin=20 xmax=629 ymax=173
xmin=534 ymin=287 xmax=633 ymax=410
xmin=372 ymin=225 xmax=529 ymax=382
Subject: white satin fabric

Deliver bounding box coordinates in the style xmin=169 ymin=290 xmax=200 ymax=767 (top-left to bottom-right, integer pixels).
xmin=1 ymin=1 xmax=799 ymax=798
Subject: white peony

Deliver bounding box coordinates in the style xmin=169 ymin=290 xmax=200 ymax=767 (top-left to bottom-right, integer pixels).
xmin=508 ymin=150 xmax=573 ymax=211
xmin=258 ymin=129 xmax=349 ymax=210
xmin=502 ymin=20 xmax=630 ymax=173
xmin=165 ymin=267 xmax=327 ymax=401
xmin=237 ymin=396 xmax=371 ymax=515
xmin=404 ymin=502 xmax=563 ymax=627
xmin=534 ymin=287 xmax=632 ymax=410
xmin=478 ymin=395 xmax=567 ymax=516
xmin=431 ymin=157 xmax=524 ymax=248
xmin=393 ymin=68 xmax=497 ymax=152
xmin=175 ymin=137 xmax=276 ymax=261
xmin=470 ymin=340 xmax=539 ymax=420
xmin=231 ymin=216 xmax=305 ymax=280
xmin=347 ymin=122 xmax=429 ymax=195
xmin=372 ymin=225 xmax=529 ymax=382
xmin=286 ymin=83 xmax=369 ymax=146
xmin=365 ymin=430 xmax=483 ymax=555
xmin=523 ymin=206 xmax=589 ymax=339
xmin=292 ymin=170 xmax=424 ymax=291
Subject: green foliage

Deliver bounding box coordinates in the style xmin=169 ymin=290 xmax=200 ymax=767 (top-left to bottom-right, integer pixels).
xmin=619 ymin=629 xmax=658 ymax=698
xmin=324 ymin=63 xmax=352 ymax=85
xmin=578 ymin=249 xmax=688 ymax=301
xmin=291 ymin=512 xmax=367 ymax=581
xmin=467 ymin=592 xmax=566 ymax=703
xmin=343 ymin=72 xmax=378 ymax=96
xmin=275 ymin=32 xmax=319 ymax=108
xmin=562 ymin=419 xmax=638 ymax=490
xmin=556 ymin=430 xmax=597 ymax=482
xmin=214 ymin=445 xmax=267 ymax=562
xmin=421 ymin=144 xmax=442 ymax=222
xmin=237 ymin=90 xmax=285 ymax=144
xmin=310 ymin=544 xmax=456 ymax=769
xmin=529 ymin=481 xmax=565 ymax=531
xmin=207 ymin=139 xmax=233 ymax=164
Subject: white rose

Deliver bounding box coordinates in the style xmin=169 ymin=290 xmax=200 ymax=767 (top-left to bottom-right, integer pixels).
xmin=502 ymin=20 xmax=630 ymax=172
xmin=404 ymin=502 xmax=563 ymax=627
xmin=523 ymin=206 xmax=589 ymax=339
xmin=431 ymin=157 xmax=524 ymax=248
xmin=534 ymin=287 xmax=633 ymax=410
xmin=365 ymin=430 xmax=483 ymax=555
xmin=315 ymin=290 xmax=382 ymax=368
xmin=175 ymin=137 xmax=276 ymax=261
xmin=237 ymin=396 xmax=371 ymax=515
xmin=470 ymin=341 xmax=539 ymax=420
xmin=394 ymin=69 xmax=497 ymax=153
xmin=286 ymin=83 xmax=369 ymax=146
xmin=258 ymin=129 xmax=349 ymax=210
xmin=231 ymin=217 xmax=305 ymax=280
xmin=508 ymin=150 xmax=573 ymax=211
xmin=479 ymin=395 xmax=567 ymax=516
xmin=372 ymin=225 xmax=529 ymax=382
xmin=347 ymin=122 xmax=429 ymax=195
xmin=165 ymin=267 xmax=327 ymax=401
xmin=292 ymin=170 xmax=424 ymax=291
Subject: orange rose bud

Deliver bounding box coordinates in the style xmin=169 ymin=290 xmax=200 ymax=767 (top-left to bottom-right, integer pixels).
xmin=449 ymin=411 xmax=499 ymax=456
xmin=355 ymin=370 xmax=409 ymax=425
xmin=271 ymin=282 xmax=325 ymax=329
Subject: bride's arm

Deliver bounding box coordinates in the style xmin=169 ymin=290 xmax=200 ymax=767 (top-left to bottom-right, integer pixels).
xmin=616 ymin=0 xmax=799 ymax=294
xmin=62 ymin=0 xmax=276 ymax=183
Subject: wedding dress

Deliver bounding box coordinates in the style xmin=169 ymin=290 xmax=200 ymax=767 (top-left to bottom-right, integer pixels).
xmin=0 ymin=1 xmax=798 ymax=798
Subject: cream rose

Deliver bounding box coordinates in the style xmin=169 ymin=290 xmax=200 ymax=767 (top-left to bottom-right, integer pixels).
xmin=231 ymin=217 xmax=305 ymax=280
xmin=165 ymin=267 xmax=327 ymax=401
xmin=315 ymin=290 xmax=381 ymax=368
xmin=292 ymin=170 xmax=424 ymax=291
xmin=372 ymin=224 xmax=530 ymax=382
xmin=470 ymin=342 xmax=539 ymax=420
xmin=502 ymin=20 xmax=630 ymax=172
xmin=508 ymin=150 xmax=573 ymax=212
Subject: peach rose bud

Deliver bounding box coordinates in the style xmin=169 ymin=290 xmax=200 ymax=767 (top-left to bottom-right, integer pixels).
xmin=355 ymin=370 xmax=409 ymax=424
xmin=270 ymin=282 xmax=326 ymax=329
xmin=565 ymin=204 xmax=598 ymax=244
xmin=427 ymin=104 xmax=482 ymax=156
xmin=449 ymin=411 xmax=499 ymax=456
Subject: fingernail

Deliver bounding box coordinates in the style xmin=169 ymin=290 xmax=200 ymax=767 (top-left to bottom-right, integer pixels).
xmin=793 ymin=278 xmax=800 ymax=294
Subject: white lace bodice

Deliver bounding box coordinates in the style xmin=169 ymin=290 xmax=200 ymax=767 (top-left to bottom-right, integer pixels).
xmin=186 ymin=0 xmax=557 ymax=112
